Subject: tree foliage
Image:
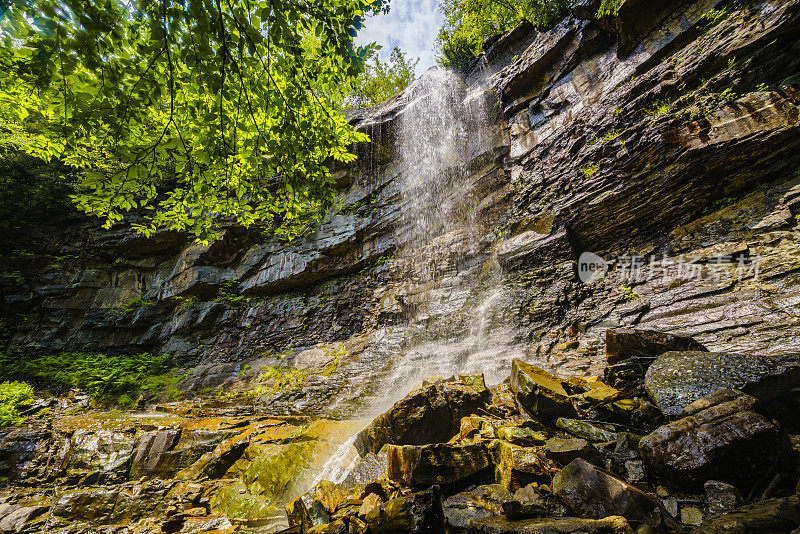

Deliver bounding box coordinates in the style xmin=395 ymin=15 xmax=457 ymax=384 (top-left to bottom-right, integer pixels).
xmin=0 ymin=0 xmax=388 ymax=242
xmin=436 ymin=0 xmax=573 ymax=71
xmin=347 ymin=46 xmax=419 ymax=108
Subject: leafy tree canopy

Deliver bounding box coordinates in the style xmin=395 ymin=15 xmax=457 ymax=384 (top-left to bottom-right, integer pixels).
xmin=0 ymin=0 xmax=388 ymax=242
xmin=436 ymin=0 xmax=572 ymax=71
xmin=347 ymin=46 xmax=419 ymax=108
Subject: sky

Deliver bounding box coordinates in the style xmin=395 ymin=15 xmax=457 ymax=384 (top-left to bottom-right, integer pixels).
xmin=355 ymin=0 xmax=444 ymax=73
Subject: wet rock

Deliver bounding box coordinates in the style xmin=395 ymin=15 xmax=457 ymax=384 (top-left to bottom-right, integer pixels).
xmin=363 ymin=485 xmax=445 ymax=534
xmin=386 ymin=442 xmax=491 ymax=487
xmin=52 ymin=488 xmax=129 ymax=523
xmin=342 ymin=452 xmax=389 ymax=487
xmin=359 ymin=492 xmax=382 ymax=519
xmin=510 ymin=359 xmax=577 ymax=422
xmin=698 ymin=495 xmax=800 ymax=533
xmin=680 ymin=506 xmax=703 ymax=527
xmin=555 ymin=419 xmax=617 ymax=443
xmin=179 ymin=436 xmax=249 ymax=480
xmin=0 ymin=504 xmax=47 ymax=533
xmin=704 ymin=480 xmax=743 ymax=516
xmin=354 ymin=382 xmax=489 ymax=455
xmin=644 ymin=351 xmax=800 ymax=417
xmin=443 ymin=484 xmax=511 ymax=533
xmin=552 ymin=459 xmax=661 ymax=523
xmin=489 ymin=440 xmax=552 ymax=491
xmin=0 ymin=429 xmax=49 ymax=482
xmin=315 ymin=480 xmax=346 ymax=514
xmin=502 ymin=485 xmax=563 ymax=520
xmin=51 ymin=429 xmax=137 ymax=483
xmin=286 ymin=495 xmax=312 ymax=530
xmin=129 ymin=428 xmax=182 ymax=479
xmin=466 ymin=515 xmax=634 ymax=533
xmin=308 ymin=518 xmax=348 ymax=534
xmin=605 ymin=328 xmax=706 ymax=367
xmin=544 ymin=437 xmax=603 ymax=466
xmin=638 ymin=390 xmax=792 ymax=492
xmin=496 ymin=426 xmax=548 ymax=446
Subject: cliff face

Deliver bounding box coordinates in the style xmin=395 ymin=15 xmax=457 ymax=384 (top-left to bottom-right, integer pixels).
xmin=2 ymin=0 xmax=800 ymax=417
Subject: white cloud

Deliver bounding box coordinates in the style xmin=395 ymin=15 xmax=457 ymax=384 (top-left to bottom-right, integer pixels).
xmin=355 ymin=0 xmax=444 ymax=72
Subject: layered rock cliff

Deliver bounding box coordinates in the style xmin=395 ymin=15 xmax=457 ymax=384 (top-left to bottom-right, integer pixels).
xmin=2 ymin=0 xmax=800 ymax=415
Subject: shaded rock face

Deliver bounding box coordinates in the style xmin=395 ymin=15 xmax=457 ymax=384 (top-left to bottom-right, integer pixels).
xmin=387 ymin=443 xmax=492 ymax=489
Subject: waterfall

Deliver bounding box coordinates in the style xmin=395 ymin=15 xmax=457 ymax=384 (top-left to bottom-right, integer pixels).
xmin=313 ymin=67 xmax=518 ymax=485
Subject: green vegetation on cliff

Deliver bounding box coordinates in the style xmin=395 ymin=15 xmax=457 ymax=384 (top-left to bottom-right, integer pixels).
xmin=436 ymin=0 xmax=573 ymax=70
xmin=0 ymin=351 xmax=171 ymax=408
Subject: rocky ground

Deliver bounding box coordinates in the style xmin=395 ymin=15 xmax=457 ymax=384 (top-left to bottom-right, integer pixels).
xmin=3 ymin=327 xmax=799 ymax=533
xmin=277 ymin=328 xmax=800 ymax=534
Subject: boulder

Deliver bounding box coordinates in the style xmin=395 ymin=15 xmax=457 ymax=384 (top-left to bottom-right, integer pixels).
xmin=704 ymin=480 xmax=743 ymax=516
xmin=489 ymin=440 xmax=553 ymax=491
xmin=359 ymin=493 xmax=383 ymax=519
xmin=605 ymin=329 xmax=706 ymax=366
xmin=443 ymin=485 xmax=511 ymax=534
xmin=502 ymin=485 xmax=565 ymax=520
xmin=644 ymin=351 xmax=800 ymax=417
xmin=552 ymin=459 xmax=661 ymax=523
xmin=363 ymin=485 xmax=445 ymax=534
xmin=544 ymin=437 xmax=604 ymax=466
xmin=129 ymin=429 xmax=182 ymax=479
xmin=638 ymin=390 xmax=793 ymax=492
xmin=354 ymin=382 xmax=489 ymax=455
xmin=386 ymin=442 xmax=491 ymax=487
xmin=698 ymin=495 xmax=800 ymax=533
xmin=496 ymin=426 xmax=548 ymax=446
xmin=555 ymin=419 xmax=617 ymax=443
xmin=466 ymin=515 xmax=633 ymax=533
xmin=510 ymin=359 xmax=577 ymax=422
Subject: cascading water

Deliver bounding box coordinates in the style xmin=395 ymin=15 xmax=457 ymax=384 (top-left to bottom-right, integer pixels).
xmin=313 ymin=67 xmax=522 ymax=484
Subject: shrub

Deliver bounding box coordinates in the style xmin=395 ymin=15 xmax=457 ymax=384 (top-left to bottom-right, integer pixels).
xmin=0 ymin=351 xmax=169 ymax=407
xmin=0 ymin=381 xmax=34 ymax=427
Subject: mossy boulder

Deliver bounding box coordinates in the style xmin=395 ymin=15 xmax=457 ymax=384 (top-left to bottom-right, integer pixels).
xmin=488 ymin=440 xmax=552 ymax=491
xmin=510 ymin=359 xmax=576 ymax=422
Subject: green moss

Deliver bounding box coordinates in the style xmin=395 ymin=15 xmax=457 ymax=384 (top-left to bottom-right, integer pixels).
xmin=214 ymin=280 xmax=252 ymax=305
xmin=581 ymin=164 xmax=598 ymax=178
xmin=243 ymin=441 xmax=318 ymax=501
xmin=210 ymin=481 xmax=278 ymax=520
xmin=104 ymin=296 xmax=156 ymax=320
